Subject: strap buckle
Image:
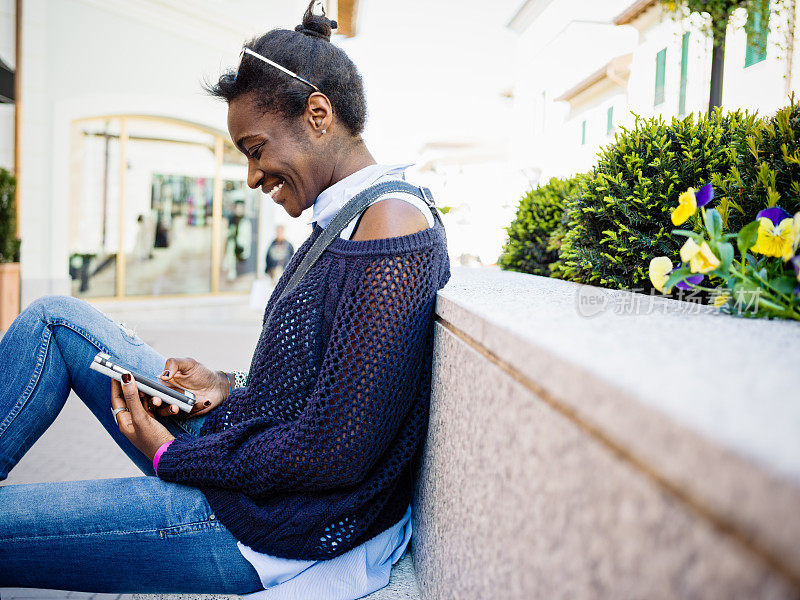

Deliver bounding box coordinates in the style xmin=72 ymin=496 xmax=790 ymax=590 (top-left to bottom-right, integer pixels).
xmin=419 ymin=186 xmax=435 ymax=207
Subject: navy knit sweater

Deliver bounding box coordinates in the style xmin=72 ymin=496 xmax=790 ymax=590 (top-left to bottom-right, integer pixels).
xmin=156 ymin=217 xmax=450 ymax=560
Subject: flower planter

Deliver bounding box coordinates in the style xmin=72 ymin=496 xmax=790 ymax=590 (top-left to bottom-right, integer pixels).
xmin=0 ymin=262 xmax=20 ymax=331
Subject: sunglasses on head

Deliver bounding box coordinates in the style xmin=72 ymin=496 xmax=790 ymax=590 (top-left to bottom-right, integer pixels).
xmin=235 ymin=47 xmax=321 ymax=93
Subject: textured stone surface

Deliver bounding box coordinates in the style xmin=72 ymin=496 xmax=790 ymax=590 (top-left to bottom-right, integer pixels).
xmin=431 ymin=267 xmax=800 ymax=583
xmin=363 ymin=553 xmax=421 ymax=599
xmin=412 ymin=323 xmax=799 ymax=599
xmin=438 ymin=267 xmax=800 ymax=483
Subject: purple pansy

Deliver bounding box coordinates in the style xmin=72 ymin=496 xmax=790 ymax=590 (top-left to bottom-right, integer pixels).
xmin=696 ymin=183 xmax=714 ymax=208
xmin=756 ymin=206 xmax=792 ymax=225
xmin=671 ymin=262 xmax=704 ymax=290
xmin=792 ymin=255 xmax=800 ymax=281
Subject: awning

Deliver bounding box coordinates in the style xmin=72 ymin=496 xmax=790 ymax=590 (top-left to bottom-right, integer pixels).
xmin=0 ymin=58 xmax=14 ymax=103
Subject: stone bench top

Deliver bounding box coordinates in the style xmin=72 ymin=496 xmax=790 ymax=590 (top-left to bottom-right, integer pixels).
xmin=438 ymin=266 xmax=800 ymax=486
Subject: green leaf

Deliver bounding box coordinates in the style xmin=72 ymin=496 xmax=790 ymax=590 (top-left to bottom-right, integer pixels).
xmin=716 ymin=242 xmax=734 ymax=274
xmin=663 ymin=267 xmax=694 ymax=294
xmin=756 ymin=297 xmax=788 ymax=313
xmin=703 ymin=208 xmax=723 ymax=241
xmin=737 ymin=221 xmax=760 ymax=259
xmin=671 ymin=229 xmax=705 ymax=243
xmin=772 ymin=275 xmax=798 ymax=295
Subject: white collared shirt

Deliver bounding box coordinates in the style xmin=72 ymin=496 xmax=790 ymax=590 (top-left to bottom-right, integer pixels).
xmin=307 ymin=163 xmax=435 ymax=238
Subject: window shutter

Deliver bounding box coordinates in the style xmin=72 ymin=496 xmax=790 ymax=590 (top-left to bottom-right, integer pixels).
xmin=745 ymin=1 xmax=770 ymax=67
xmin=679 ymin=32 xmax=690 ymax=116
xmin=655 ymin=48 xmax=667 ymax=106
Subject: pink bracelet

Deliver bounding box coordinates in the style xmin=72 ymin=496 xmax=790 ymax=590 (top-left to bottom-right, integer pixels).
xmin=153 ymin=440 xmax=174 ymax=475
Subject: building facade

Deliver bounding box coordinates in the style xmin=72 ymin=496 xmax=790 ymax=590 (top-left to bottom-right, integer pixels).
xmin=508 ymin=0 xmax=800 ymax=183
xmin=4 ymin=0 xmax=357 ymax=307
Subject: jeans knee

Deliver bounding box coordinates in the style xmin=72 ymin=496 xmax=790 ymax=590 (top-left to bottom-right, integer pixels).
xmin=24 ymin=295 xmax=89 ymax=323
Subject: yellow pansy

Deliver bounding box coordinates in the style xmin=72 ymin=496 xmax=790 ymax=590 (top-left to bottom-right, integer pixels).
xmin=648 ymin=256 xmax=673 ymax=293
xmin=680 ymin=238 xmax=720 ymax=274
xmin=751 ymin=217 xmax=793 ymax=258
xmin=679 ymin=238 xmax=700 ymax=263
xmin=671 ymin=188 xmax=697 ymax=226
xmin=782 ymin=212 xmax=800 ymax=261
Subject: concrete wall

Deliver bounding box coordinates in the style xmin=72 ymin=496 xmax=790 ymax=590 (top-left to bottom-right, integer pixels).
xmin=412 ymin=267 xmax=800 ymax=599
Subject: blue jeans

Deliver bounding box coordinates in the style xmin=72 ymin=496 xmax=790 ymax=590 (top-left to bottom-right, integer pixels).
xmin=0 ymin=295 xmax=263 ymax=594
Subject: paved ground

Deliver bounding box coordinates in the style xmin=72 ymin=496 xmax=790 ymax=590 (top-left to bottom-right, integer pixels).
xmin=0 ymin=296 xmax=264 ymax=600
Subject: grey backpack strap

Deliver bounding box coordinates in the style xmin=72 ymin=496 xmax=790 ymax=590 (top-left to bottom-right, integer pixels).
xmin=264 ymin=180 xmax=441 ymax=328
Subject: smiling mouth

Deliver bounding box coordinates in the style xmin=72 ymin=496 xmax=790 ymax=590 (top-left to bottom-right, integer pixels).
xmin=263 ymin=178 xmax=285 ymax=201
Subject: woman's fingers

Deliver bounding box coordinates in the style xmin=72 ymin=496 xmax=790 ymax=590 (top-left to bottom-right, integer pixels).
xmin=160 ymin=357 xmax=198 ymax=381
xmin=110 ymin=379 xmax=134 ymax=432
xmin=110 ymin=378 xmax=125 ymax=412
xmin=120 ymin=373 xmax=149 ymax=424
xmin=149 ymin=396 xmax=179 ymax=417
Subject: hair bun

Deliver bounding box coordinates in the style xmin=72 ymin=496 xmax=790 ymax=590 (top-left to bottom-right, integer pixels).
xmin=296 ymin=1 xmax=337 ymax=42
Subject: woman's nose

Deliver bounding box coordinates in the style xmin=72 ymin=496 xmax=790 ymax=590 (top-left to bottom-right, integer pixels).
xmin=247 ymin=164 xmax=264 ymax=190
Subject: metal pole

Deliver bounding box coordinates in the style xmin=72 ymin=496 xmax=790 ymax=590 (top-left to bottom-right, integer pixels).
xmin=211 ymin=136 xmax=223 ymax=293
xmin=116 ymin=118 xmax=128 ymax=298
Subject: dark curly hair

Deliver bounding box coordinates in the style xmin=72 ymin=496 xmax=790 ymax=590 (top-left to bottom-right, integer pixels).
xmin=206 ymin=0 xmax=367 ymax=136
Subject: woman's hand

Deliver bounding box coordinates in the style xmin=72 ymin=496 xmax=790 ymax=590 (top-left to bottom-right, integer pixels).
xmin=111 ymin=374 xmax=175 ymax=462
xmin=149 ymin=357 xmax=229 ymax=419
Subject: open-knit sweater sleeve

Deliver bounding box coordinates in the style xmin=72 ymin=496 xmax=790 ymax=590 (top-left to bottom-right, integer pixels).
xmin=154 ymin=246 xmax=440 ymax=494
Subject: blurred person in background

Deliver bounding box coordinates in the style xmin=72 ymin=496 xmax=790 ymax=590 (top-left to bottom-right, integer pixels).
xmin=264 ymin=224 xmax=294 ymax=285
xmin=223 ymin=199 xmax=253 ymax=282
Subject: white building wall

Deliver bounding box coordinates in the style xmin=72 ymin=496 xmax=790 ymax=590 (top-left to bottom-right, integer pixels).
xmin=510 ymin=0 xmax=800 ymax=184
xmin=625 ymin=9 xmax=711 ymax=118
xmin=721 ymin=6 xmax=796 ymax=115
xmin=565 ymin=83 xmax=630 ymax=175
xmin=509 ymin=0 xmax=636 ymax=183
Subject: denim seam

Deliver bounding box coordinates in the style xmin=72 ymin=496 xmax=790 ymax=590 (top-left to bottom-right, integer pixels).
xmin=1 ymin=518 xmax=221 ymax=542
xmin=47 ymin=318 xmax=115 ymax=355
xmin=0 ymin=325 xmax=52 ymax=439
xmin=159 ymin=520 xmax=222 ymax=536
xmin=0 ymin=317 xmax=116 ymax=440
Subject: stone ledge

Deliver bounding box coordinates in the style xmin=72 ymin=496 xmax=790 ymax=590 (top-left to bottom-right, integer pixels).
xmin=424 ymin=266 xmax=800 ymax=592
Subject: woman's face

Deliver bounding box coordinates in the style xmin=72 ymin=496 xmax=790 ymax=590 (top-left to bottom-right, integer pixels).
xmin=227 ymin=93 xmax=327 ymax=218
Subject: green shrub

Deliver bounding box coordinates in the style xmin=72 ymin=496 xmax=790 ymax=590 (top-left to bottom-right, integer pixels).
xmin=498 ymin=175 xmax=583 ymax=276
xmin=717 ymin=98 xmax=800 ymax=231
xmin=0 ymin=168 xmax=19 ymax=264
xmin=555 ymin=110 xmax=759 ymax=290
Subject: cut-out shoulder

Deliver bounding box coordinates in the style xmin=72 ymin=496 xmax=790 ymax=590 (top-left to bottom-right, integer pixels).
xmin=350 ymin=197 xmax=432 ymax=241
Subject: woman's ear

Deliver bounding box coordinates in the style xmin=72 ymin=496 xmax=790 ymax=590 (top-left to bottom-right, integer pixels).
xmin=306 ymin=92 xmax=333 ymax=135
